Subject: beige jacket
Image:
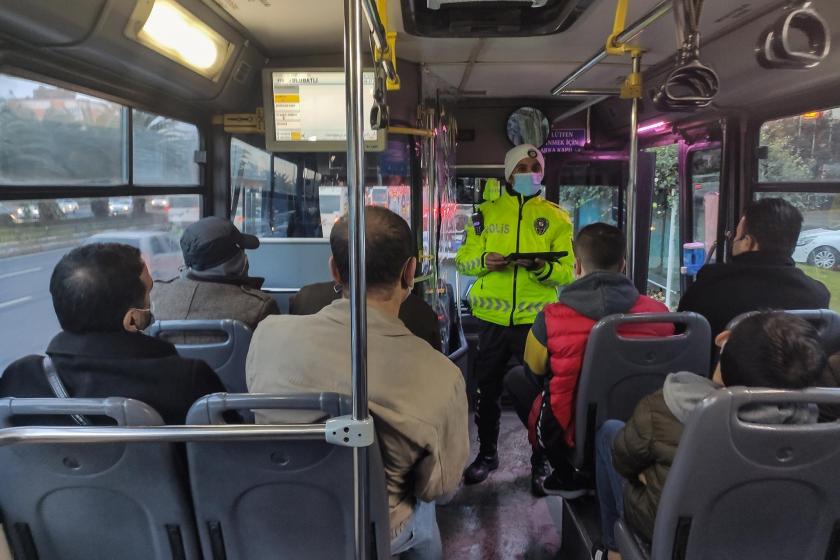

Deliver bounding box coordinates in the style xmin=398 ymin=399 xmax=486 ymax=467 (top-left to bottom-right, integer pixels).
xmin=246 ymin=299 xmax=469 ymax=535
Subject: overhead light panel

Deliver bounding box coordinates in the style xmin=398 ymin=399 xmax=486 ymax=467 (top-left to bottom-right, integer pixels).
xmin=126 ymin=0 xmax=233 ymax=81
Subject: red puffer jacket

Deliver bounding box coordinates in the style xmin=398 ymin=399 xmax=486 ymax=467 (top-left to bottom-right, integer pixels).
xmin=528 ymin=295 xmax=672 ymax=449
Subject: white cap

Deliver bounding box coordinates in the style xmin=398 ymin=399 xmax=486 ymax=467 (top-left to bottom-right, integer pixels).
xmin=504 ymin=144 xmax=545 ymax=183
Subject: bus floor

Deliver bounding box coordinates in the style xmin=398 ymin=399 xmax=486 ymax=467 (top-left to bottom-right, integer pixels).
xmin=438 ymin=411 xmax=564 ymax=559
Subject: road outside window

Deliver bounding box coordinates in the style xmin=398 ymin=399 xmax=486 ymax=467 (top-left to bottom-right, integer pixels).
xmin=0 ymin=195 xmax=200 ymax=371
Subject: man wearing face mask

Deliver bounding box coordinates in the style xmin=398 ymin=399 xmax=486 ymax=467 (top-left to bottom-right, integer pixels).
xmin=456 ymin=144 xmax=575 ymax=493
xmin=0 ymin=243 xmax=225 ymax=425
xmin=152 ymin=216 xmax=279 ymax=344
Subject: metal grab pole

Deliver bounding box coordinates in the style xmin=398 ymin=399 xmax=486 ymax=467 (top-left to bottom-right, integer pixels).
xmin=550 ymin=0 xmax=671 ymax=96
xmin=626 ymin=53 xmax=641 ymax=284
xmin=344 ymin=0 xmax=370 ymax=558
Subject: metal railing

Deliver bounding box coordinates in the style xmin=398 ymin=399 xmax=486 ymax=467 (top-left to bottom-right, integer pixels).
xmin=0 ymin=424 xmax=328 ymax=446
xmin=550 ymin=0 xmax=672 ymax=121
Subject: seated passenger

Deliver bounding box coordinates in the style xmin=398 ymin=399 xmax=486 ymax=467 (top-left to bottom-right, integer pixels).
xmin=0 ymin=243 xmax=225 ymax=424
xmin=678 ymin=197 xmax=829 ymax=352
xmin=595 ymin=312 xmax=825 ymax=558
xmin=290 ymin=281 xmax=443 ymax=352
xmin=504 ymin=223 xmax=672 ymax=497
xmin=247 ymin=207 xmax=469 ymax=559
xmin=152 ymin=217 xmax=279 ymax=343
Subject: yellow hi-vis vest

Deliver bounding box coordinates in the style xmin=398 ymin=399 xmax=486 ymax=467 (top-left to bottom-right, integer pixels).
xmin=456 ymin=187 xmax=575 ymax=326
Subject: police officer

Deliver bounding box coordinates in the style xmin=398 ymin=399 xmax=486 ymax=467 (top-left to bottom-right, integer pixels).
xmin=456 ymin=144 xmax=575 ymax=494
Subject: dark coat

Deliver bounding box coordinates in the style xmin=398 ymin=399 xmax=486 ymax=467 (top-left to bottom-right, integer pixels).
xmin=612 ymin=389 xmax=684 ymax=541
xmin=0 ymin=331 xmax=225 ymax=425
xmin=152 ymin=273 xmax=279 ymax=343
xmin=290 ymin=282 xmax=443 ymax=352
xmin=678 ymin=251 xmax=830 ymax=342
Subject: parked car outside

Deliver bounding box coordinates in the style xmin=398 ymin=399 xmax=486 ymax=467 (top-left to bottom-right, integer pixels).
xmin=108 ymin=197 xmax=133 ymax=216
xmin=56 ymin=199 xmax=79 ymax=215
xmin=794 ymin=227 xmax=840 ymax=269
xmin=84 ymin=231 xmax=183 ymax=280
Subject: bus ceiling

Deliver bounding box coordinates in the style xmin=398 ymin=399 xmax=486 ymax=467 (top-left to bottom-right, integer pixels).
xmin=0 ymin=1 xmax=837 ymax=120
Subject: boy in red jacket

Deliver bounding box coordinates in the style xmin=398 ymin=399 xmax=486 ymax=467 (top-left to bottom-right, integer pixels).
xmin=505 ymin=223 xmax=672 ymax=497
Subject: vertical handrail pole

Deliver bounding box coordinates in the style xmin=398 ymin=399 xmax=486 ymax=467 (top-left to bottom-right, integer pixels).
xmin=626 ymin=53 xmax=641 ymax=283
xmin=344 ymin=0 xmax=370 ymax=558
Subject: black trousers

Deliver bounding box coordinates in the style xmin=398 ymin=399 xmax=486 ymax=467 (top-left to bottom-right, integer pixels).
xmin=473 ymin=320 xmax=530 ymax=456
xmin=505 ymin=364 xmax=573 ymax=476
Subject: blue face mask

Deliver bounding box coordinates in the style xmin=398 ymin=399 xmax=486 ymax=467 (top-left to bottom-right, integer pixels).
xmin=512 ymin=172 xmax=542 ymax=196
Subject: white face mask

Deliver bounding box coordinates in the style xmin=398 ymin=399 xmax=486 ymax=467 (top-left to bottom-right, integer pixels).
xmin=512 ymin=172 xmax=542 ymax=196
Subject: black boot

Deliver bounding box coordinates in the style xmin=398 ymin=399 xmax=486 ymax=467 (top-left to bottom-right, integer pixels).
xmin=463 ymin=452 xmax=499 ymax=484
xmin=530 ymin=453 xmax=550 ymax=497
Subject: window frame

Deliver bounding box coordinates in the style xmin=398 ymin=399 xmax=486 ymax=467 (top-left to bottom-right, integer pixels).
xmin=0 ymin=68 xmax=208 ymax=207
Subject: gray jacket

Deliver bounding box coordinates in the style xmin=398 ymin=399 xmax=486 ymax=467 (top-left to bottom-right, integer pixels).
xmin=152 ymin=272 xmax=279 ymax=343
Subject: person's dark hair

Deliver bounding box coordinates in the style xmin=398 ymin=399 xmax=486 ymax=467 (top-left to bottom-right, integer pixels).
xmin=50 ymin=243 xmax=147 ymax=333
xmin=574 ymin=222 xmax=626 ymax=272
xmin=741 ymin=197 xmax=803 ymax=254
xmin=720 ymin=311 xmax=826 ymax=388
xmin=330 ymin=206 xmax=414 ymax=292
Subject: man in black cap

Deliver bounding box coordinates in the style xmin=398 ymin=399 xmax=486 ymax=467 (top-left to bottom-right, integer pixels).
xmin=152 ymin=217 xmax=279 ymax=343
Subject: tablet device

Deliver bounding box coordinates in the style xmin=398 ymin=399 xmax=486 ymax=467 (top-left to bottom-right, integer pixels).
xmin=505 ymin=251 xmax=568 ymax=262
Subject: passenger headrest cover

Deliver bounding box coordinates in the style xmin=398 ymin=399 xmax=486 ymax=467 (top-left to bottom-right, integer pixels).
xmin=181 ymin=217 xmax=260 ymax=271
xmin=504 ymin=144 xmax=545 ymax=184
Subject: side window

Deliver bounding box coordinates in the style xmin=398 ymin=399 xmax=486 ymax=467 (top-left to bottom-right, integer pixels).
xmin=646 ymin=144 xmax=681 ymax=309
xmin=557 ymin=185 xmax=620 ymax=235
xmin=230 ymin=138 xmax=414 ymax=240
xmin=0 ymin=74 xmax=126 ymax=185
xmin=689 ymin=148 xmax=721 ymax=257
xmin=133 ymin=109 xmax=200 ymax=185
xmin=759 ymin=109 xmax=840 ymax=182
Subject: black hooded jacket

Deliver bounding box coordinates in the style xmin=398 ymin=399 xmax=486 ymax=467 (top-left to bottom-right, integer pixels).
xmin=678 ymin=251 xmax=830 ymax=341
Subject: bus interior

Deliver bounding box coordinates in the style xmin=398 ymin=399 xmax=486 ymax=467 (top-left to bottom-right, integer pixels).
xmin=0 ymin=0 xmax=839 ymax=558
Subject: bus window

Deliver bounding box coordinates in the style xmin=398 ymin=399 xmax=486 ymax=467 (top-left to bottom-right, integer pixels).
xmin=0 ymin=74 xmax=126 ymax=185
xmin=755 ymin=192 xmax=840 ymax=313
xmin=646 ymin=144 xmax=681 ymax=309
xmin=0 ymin=194 xmax=199 ymax=372
xmin=557 ymin=185 xmax=620 ymax=235
xmin=759 ymin=108 xmax=840 ymax=182
xmin=230 ymin=138 xmax=272 ymax=236
xmin=133 ymin=109 xmax=200 ymax=186
xmin=689 ymin=148 xmax=721 ymax=257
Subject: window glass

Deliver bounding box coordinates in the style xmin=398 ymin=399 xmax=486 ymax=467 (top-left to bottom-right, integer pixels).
xmin=646 ymin=144 xmax=681 ymax=309
xmin=230 ymin=138 xmax=413 ymax=239
xmin=230 ymin=138 xmax=272 ymax=235
xmin=557 ymin=185 xmax=620 ymax=235
xmin=689 ymin=148 xmax=721 ymax=255
xmin=759 ymin=108 xmax=840 ymax=182
xmin=0 ymin=194 xmax=200 ymax=371
xmin=0 ymin=74 xmax=126 ymax=185
xmin=755 ymin=191 xmax=840 ymax=313
xmin=132 ymin=109 xmax=200 ymax=185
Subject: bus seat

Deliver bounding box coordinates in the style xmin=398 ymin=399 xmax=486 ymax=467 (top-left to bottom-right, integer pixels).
xmin=185 ymin=393 xmax=390 ymax=560
xmin=727 ymin=309 xmax=840 ymax=355
xmin=616 ymin=387 xmax=840 ymax=560
xmin=572 ymin=312 xmax=711 ymax=471
xmin=0 ymin=397 xmax=200 ymax=560
xmin=147 ymin=319 xmax=252 ymax=393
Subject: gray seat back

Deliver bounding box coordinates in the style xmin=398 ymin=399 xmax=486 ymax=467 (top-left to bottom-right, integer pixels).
xmin=573 ymin=312 xmax=710 ymax=470
xmin=727 ymin=309 xmax=840 ymax=355
xmin=0 ymin=397 xmax=200 ymax=560
xmin=147 ymin=319 xmax=252 ymax=393
xmin=186 ymin=393 xmax=391 ymax=560
xmin=651 ymin=387 xmax=840 ymax=559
